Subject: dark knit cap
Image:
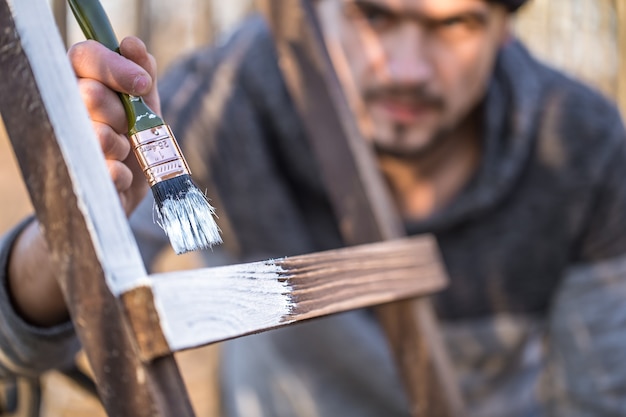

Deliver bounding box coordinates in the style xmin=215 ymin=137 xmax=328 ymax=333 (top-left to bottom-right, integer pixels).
xmin=489 ymin=0 xmax=528 ymax=12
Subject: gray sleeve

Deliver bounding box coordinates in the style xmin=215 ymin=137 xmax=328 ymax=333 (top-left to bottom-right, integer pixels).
xmin=0 ymin=217 xmax=79 ymax=379
xmin=543 ymin=255 xmax=626 ymax=415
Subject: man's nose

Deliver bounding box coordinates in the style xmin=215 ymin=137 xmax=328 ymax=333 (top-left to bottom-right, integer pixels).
xmin=385 ymin=23 xmax=433 ymax=85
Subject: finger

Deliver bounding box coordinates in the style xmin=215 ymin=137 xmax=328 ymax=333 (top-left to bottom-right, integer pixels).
xmin=119 ymin=37 xmax=161 ymax=113
xmin=69 ymin=40 xmax=153 ymax=97
xmin=78 ymin=78 xmax=128 ymax=133
xmin=122 ymin=153 xmax=150 ymax=212
xmin=93 ymin=121 xmax=131 ymax=161
xmin=106 ymin=159 xmax=133 ymax=194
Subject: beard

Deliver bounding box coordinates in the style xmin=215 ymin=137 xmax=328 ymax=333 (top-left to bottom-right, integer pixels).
xmin=372 ymin=124 xmax=453 ymax=160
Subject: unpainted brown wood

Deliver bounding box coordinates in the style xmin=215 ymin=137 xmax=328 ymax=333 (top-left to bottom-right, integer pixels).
xmin=51 ymin=0 xmax=67 ymax=46
xmin=282 ymin=235 xmax=446 ymax=322
xmin=257 ymin=1 xmax=464 ymax=416
xmin=136 ymin=0 xmax=152 ymax=52
xmin=121 ymin=286 xmax=171 ymax=362
xmin=0 ymin=3 xmax=195 ymax=416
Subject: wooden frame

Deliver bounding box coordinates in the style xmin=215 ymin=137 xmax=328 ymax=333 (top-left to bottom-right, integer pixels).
xmin=0 ymin=1 xmax=452 ymax=416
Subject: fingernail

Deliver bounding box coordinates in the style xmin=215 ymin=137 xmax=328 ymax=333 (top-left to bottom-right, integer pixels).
xmin=131 ymin=74 xmax=149 ymax=96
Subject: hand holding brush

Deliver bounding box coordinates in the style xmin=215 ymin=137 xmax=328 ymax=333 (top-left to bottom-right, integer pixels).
xmin=68 ymin=0 xmax=222 ymax=254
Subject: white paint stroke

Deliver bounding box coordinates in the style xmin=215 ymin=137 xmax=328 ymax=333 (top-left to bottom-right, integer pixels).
xmin=150 ymin=260 xmax=294 ymax=352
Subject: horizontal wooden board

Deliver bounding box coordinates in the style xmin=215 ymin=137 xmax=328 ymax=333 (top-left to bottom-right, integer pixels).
xmin=126 ymin=235 xmax=447 ymax=360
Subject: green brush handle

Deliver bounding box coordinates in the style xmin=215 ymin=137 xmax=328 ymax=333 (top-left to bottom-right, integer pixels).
xmin=68 ymin=0 xmax=164 ymax=134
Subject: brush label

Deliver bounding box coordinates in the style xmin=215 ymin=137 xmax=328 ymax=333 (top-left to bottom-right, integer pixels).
xmin=138 ymin=139 xmax=179 ymax=165
xmin=130 ymin=125 xmax=191 ymax=185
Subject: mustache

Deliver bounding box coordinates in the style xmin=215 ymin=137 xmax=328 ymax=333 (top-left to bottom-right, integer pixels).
xmin=363 ymin=85 xmax=444 ymax=109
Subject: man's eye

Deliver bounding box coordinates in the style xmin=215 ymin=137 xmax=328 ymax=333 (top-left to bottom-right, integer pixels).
xmin=440 ymin=17 xmax=465 ymax=27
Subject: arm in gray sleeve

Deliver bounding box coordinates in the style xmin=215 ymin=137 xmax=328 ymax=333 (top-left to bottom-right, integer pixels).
xmin=0 ymin=217 xmax=79 ymax=379
xmin=544 ymin=256 xmax=626 ymax=416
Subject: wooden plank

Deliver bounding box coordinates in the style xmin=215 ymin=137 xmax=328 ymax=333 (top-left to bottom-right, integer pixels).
xmin=617 ymin=0 xmax=626 ymax=115
xmin=122 ymin=235 xmax=447 ymax=361
xmin=0 ymin=1 xmax=195 ymax=416
xmin=257 ymin=1 xmax=464 ymax=415
xmin=51 ymin=0 xmax=68 ymax=46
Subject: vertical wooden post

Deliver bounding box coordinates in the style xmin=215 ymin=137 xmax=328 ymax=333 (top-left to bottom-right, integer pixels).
xmin=616 ymin=0 xmax=626 ymax=115
xmin=0 ymin=2 xmax=195 ymax=416
xmin=257 ymin=1 xmax=464 ymax=416
xmin=51 ymin=0 xmax=67 ymax=46
xmin=136 ymin=0 xmax=153 ymax=52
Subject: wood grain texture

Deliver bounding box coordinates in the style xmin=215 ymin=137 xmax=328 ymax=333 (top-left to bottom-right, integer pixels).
xmin=0 ymin=1 xmax=194 ymax=416
xmin=257 ymin=1 xmax=464 ymax=415
xmin=282 ymin=235 xmax=445 ymax=321
xmin=125 ymin=235 xmax=446 ymax=360
xmin=616 ymin=0 xmax=626 ymax=115
xmin=121 ymin=286 xmax=171 ymax=362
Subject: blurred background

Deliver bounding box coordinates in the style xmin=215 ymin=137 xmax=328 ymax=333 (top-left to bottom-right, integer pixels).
xmin=1 ymin=0 xmax=625 ymax=415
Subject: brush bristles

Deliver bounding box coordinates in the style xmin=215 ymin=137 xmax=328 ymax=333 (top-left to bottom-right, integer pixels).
xmin=152 ymin=175 xmax=222 ymax=254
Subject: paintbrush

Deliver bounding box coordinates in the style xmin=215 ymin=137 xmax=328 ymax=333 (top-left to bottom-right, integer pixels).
xmin=68 ymin=0 xmax=222 ymax=254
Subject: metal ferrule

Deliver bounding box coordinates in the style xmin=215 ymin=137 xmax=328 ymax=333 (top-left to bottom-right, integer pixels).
xmin=130 ymin=125 xmax=191 ymax=186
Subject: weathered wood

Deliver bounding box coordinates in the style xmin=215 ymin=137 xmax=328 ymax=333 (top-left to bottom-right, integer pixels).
xmin=514 ymin=0 xmax=620 ymax=108
xmin=0 ymin=1 xmax=195 ymax=416
xmin=257 ymin=1 xmax=464 ymax=416
xmin=616 ymin=0 xmax=626 ymax=115
xmin=135 ymin=0 xmax=152 ymax=52
xmin=51 ymin=0 xmax=67 ymax=46
xmin=122 ymin=235 xmax=446 ymax=361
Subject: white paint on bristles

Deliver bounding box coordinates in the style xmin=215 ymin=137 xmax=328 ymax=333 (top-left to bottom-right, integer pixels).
xmin=156 ymin=184 xmax=222 ymax=254
xmin=150 ymin=260 xmax=294 ymax=352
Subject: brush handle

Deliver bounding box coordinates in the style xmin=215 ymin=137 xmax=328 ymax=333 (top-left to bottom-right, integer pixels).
xmin=67 ymin=0 xmax=119 ymax=51
xmin=68 ymin=0 xmax=164 ymax=134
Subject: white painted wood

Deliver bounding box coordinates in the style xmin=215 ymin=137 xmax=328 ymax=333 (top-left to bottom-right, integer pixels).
xmin=151 ymin=260 xmax=293 ymax=352
xmin=9 ymin=0 xmax=148 ymax=294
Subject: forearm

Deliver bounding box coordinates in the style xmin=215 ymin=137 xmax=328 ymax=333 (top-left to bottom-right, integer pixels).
xmin=0 ymin=218 xmax=78 ymax=378
xmin=7 ymin=219 xmax=68 ymax=327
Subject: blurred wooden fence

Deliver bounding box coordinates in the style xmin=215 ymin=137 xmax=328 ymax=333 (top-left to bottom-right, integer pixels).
xmin=47 ymin=0 xmax=626 ymax=111
xmin=515 ymin=0 xmax=626 ymax=114
xmin=49 ymin=0 xmax=253 ymax=75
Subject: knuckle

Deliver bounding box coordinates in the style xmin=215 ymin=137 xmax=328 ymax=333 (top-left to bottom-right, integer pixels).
xmin=67 ymin=42 xmax=89 ymax=70
xmin=147 ymin=53 xmax=158 ymax=74
xmin=78 ymin=79 xmax=109 ymax=110
xmin=107 ymin=160 xmax=133 ymax=191
xmin=95 ymin=124 xmax=130 ymax=160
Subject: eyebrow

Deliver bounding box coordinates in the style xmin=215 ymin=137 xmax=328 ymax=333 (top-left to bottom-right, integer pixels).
xmin=348 ymin=0 xmax=399 ymax=17
xmin=347 ymin=0 xmax=490 ymax=26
